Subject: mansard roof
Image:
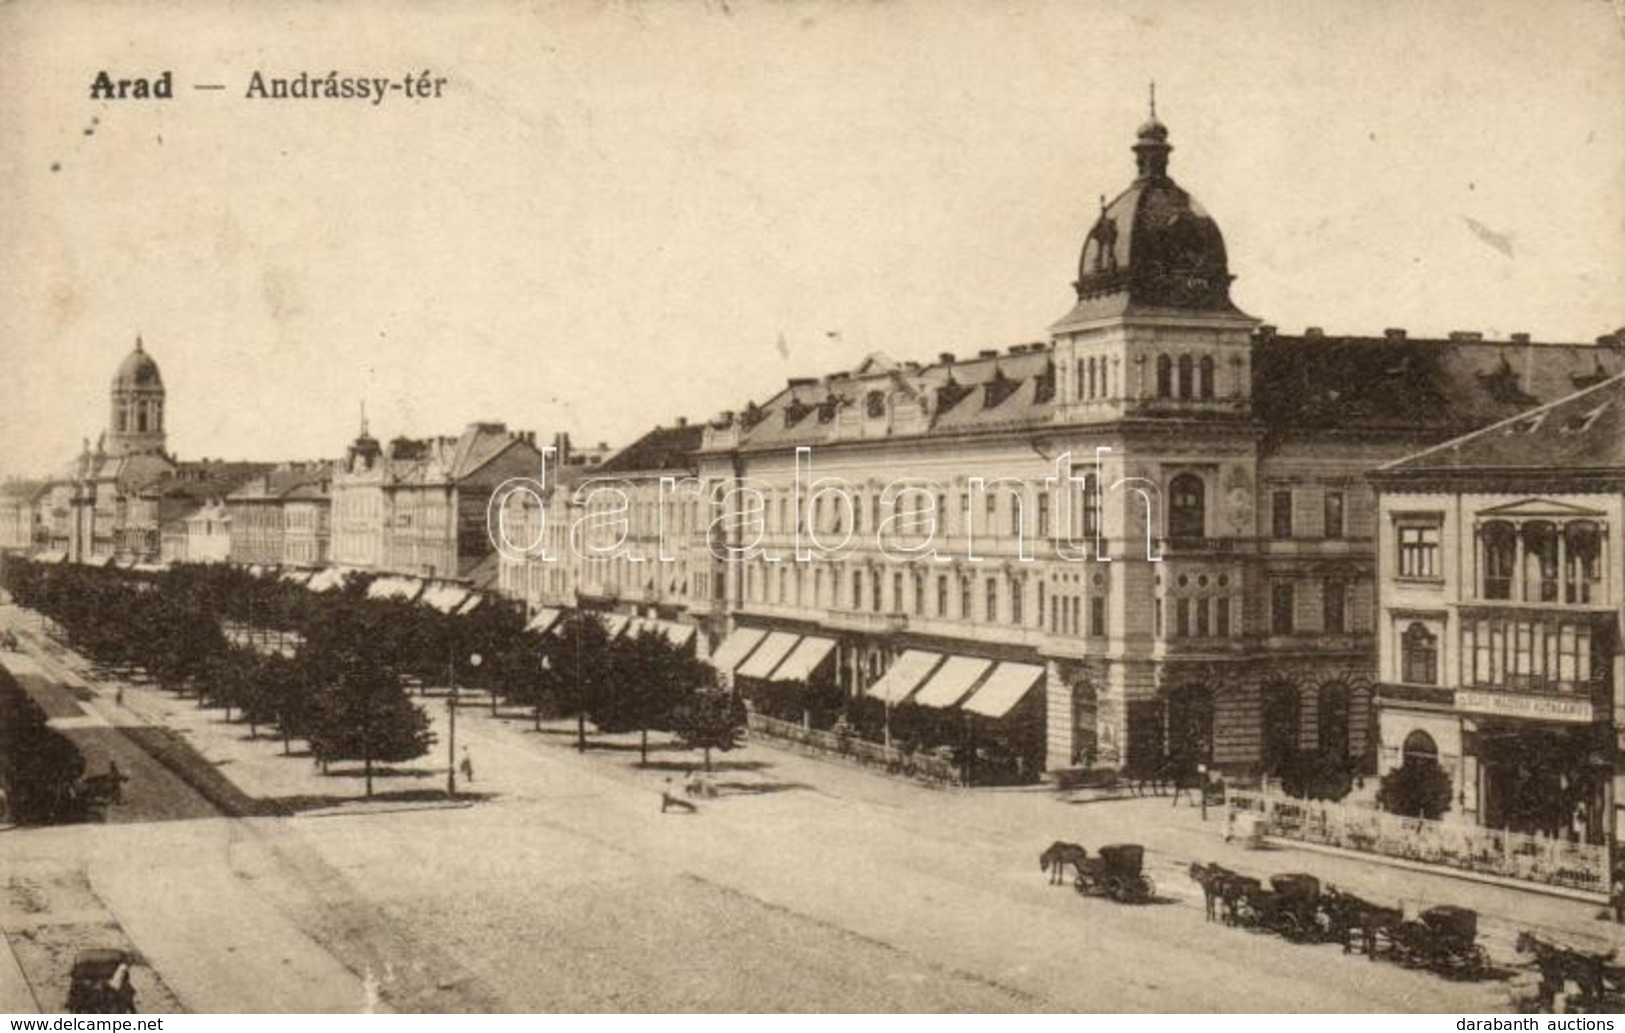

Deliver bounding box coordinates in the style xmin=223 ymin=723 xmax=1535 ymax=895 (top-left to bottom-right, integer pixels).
xmin=1253 ymin=331 xmax=1625 ymax=438
xmin=595 ymin=422 xmax=705 ymax=475
xmin=706 ymin=331 xmax=1621 ymax=452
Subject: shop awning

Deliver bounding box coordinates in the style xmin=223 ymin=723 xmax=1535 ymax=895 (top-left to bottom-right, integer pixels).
xmin=864 ymin=650 xmax=944 ymax=705
xmin=456 ymin=593 xmax=484 ymax=615
xmin=768 ymin=636 xmax=836 ymax=682
xmin=307 ymin=568 xmax=346 ymax=593
xmin=628 ymin=618 xmax=696 ymax=650
xmin=367 ymin=576 xmax=423 ymax=602
xmin=422 ymin=585 xmax=470 ymax=613
xmin=961 ymin=662 xmax=1046 ymax=719
xmin=652 ymin=620 xmax=695 ymax=650
xmin=83 ymin=553 xmax=115 ymax=568
xmin=707 ymin=627 xmax=767 ymax=671
xmin=911 ymin=656 xmax=994 ymax=709
xmin=735 ymin=631 xmax=802 ymax=680
xmin=33 ymin=551 xmax=66 ymax=564
xmin=525 ymin=607 xmax=564 ymax=634
xmin=599 ymin=613 xmax=632 ymax=639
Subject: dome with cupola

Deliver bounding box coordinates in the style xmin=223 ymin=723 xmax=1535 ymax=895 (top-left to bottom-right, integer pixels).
xmin=112 ymin=336 xmax=163 ymax=390
xmin=107 ymin=335 xmax=167 ymax=458
xmin=1055 ymin=106 xmax=1247 ymax=329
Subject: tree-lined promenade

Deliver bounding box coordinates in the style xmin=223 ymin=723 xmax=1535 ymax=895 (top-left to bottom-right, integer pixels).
xmin=0 ymin=559 xmax=740 ymax=813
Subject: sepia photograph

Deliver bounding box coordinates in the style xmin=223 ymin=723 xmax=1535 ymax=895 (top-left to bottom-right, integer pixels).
xmin=0 ymin=0 xmax=1622 ymax=1017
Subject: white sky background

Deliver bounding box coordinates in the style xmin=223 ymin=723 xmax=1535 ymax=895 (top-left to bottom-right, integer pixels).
xmin=0 ymin=0 xmax=1621 ymax=479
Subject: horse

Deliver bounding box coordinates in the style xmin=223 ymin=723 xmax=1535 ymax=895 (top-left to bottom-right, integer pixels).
xmin=1187 ymin=862 xmax=1247 ymax=922
xmin=1516 ymin=930 xmax=1612 ymax=1011
xmin=1040 ymin=841 xmax=1088 ymax=885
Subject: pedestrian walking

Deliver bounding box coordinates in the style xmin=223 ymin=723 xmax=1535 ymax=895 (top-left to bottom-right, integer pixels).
xmin=115 ymin=685 xmax=124 ymax=707
xmin=661 ymin=776 xmax=696 ymax=814
xmin=459 ymin=747 xmax=474 ymax=784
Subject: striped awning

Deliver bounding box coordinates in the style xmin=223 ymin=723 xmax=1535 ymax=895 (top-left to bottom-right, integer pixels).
xmin=911 ymin=656 xmax=994 ymax=709
xmin=455 ymin=593 xmax=484 ymax=615
xmin=628 ymin=618 xmax=696 ymax=650
xmin=735 ymin=631 xmax=801 ymax=680
xmin=525 ymin=607 xmax=564 ymax=634
xmin=707 ymin=627 xmax=767 ymax=671
xmin=864 ymin=650 xmax=944 ymax=705
xmin=768 ymin=636 xmax=836 ymax=683
xmin=599 ymin=613 xmax=632 ymax=639
xmin=961 ymin=662 xmax=1046 ymax=719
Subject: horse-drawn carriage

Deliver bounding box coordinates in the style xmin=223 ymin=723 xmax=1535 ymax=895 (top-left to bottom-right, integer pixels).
xmin=1073 ymin=843 xmax=1157 ymax=903
xmin=1246 ymin=873 xmax=1326 ymax=942
xmin=1516 ymin=931 xmax=1625 ymax=1012
xmin=1391 ymin=905 xmax=1489 ymax=978
xmin=65 ymin=764 xmax=127 ymax=823
xmin=65 ymin=949 xmax=137 ymax=1014
xmin=1320 ymin=886 xmax=1403 ymax=959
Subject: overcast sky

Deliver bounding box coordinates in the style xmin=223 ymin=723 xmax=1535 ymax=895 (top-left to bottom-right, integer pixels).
xmin=1 ymin=0 xmax=1621 ymax=479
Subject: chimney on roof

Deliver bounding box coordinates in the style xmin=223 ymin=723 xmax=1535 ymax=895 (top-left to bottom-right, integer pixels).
xmin=674 ymin=416 xmax=688 ymax=428
xmin=1384 ymin=328 xmax=1407 ymax=341
xmin=938 ymin=352 xmax=955 ymax=365
xmin=1448 ymin=331 xmax=1483 ymax=342
xmin=552 ymin=431 xmax=572 ymax=465
xmin=1512 ymin=332 xmax=1531 ymax=344
xmin=1257 ymin=325 xmax=1277 ymax=340
xmin=978 ymin=349 xmax=998 ymax=359
xmin=1305 ymin=327 xmax=1324 ymax=339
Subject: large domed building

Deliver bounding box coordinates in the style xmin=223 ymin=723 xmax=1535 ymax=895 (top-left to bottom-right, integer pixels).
xmin=664 ymin=102 xmax=1624 ymax=796
xmin=107 ymin=336 xmax=168 ymax=458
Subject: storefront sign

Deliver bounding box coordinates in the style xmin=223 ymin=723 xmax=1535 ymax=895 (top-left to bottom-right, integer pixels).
xmin=1454 ymin=690 xmax=1593 ymax=723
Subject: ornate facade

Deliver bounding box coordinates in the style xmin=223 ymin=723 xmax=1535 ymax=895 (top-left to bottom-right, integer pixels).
xmin=503 ymin=112 xmax=1625 ymax=779
xmin=1371 ymin=374 xmax=1624 ymax=842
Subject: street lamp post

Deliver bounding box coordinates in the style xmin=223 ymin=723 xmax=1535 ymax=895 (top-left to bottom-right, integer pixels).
xmin=448 ymin=651 xmax=482 ymax=797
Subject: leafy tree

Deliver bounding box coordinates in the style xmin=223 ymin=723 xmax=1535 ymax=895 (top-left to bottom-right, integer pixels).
xmin=1376 ymin=759 xmax=1453 ymax=820
xmin=302 ymin=602 xmax=434 ymax=796
xmin=673 ymin=689 xmax=747 ymax=772
xmin=1279 ymin=752 xmax=1356 ymax=802
xmin=590 ymin=629 xmax=702 ymax=765
xmin=0 ymin=668 xmax=86 ymax=824
xmin=538 ymin=611 xmax=616 ymax=751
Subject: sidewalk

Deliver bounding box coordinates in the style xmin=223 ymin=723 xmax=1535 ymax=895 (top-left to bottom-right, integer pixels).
xmin=9 ymin=603 xmax=1620 ymax=973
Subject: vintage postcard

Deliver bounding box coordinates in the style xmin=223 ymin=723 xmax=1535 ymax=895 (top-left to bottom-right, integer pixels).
xmin=1 ymin=0 xmax=1622 ymax=1017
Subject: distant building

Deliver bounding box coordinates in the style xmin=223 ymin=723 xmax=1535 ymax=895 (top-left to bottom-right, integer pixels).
xmin=1370 ymin=374 xmax=1624 ymax=843
xmin=330 ymin=419 xmax=550 ymax=586
xmin=499 ymin=423 xmax=702 ymax=626
xmin=225 ymin=464 xmax=332 ymax=567
xmin=0 ymin=480 xmax=48 ymax=553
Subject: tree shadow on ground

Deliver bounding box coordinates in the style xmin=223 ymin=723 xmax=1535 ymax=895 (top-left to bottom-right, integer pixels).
xmin=712 ymin=780 xmax=806 ymax=797
xmin=590 ymin=739 xmax=686 ymax=754
xmin=637 ymin=758 xmax=772 ymax=774
xmin=320 ymin=765 xmax=437 ymax=780
xmin=266 ymin=788 xmax=497 ymax=814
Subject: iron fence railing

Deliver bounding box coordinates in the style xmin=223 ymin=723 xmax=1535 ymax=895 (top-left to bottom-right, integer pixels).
xmin=745 ymin=711 xmax=960 ymax=786
xmin=1226 ymin=787 xmax=1608 ymax=896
